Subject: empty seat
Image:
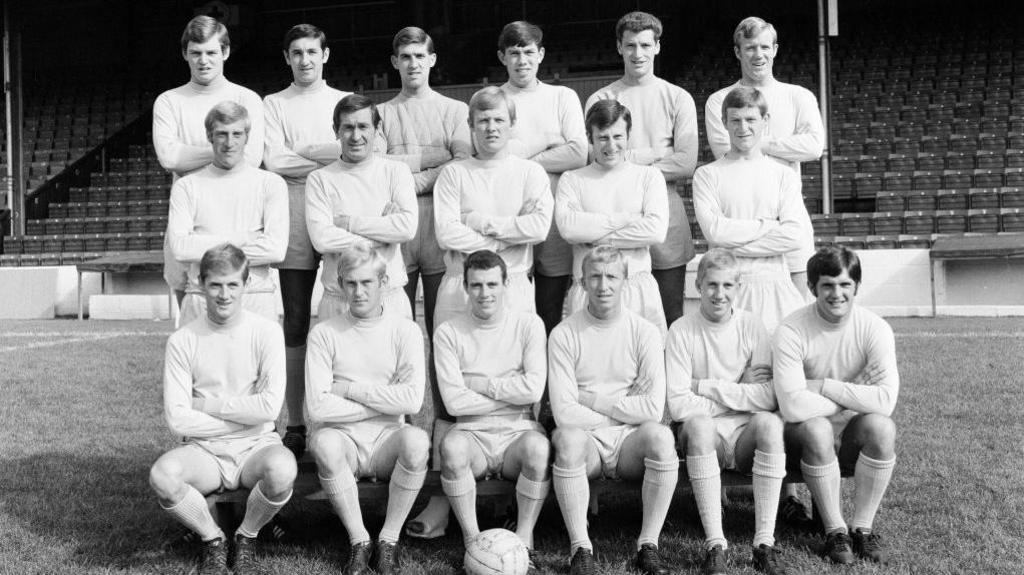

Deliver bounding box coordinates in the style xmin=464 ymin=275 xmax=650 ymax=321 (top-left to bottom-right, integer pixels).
xmin=854 ymin=173 xmax=882 ymax=198
xmin=1004 ymin=168 xmax=1024 ymax=187
xmin=936 ymin=189 xmax=970 ymax=210
xmin=914 ymin=153 xmax=945 ymax=171
xmin=872 ymin=212 xmax=904 ymax=235
xmin=945 ymin=152 xmax=975 ymax=170
xmin=904 ymin=211 xmax=936 ymax=234
xmin=898 ymin=234 xmax=932 ymax=249
xmin=866 ymin=235 xmax=899 ymax=249
xmin=973 ymin=169 xmax=1004 ymax=188
xmin=883 ymin=172 xmax=913 ymax=192
xmin=942 ymin=170 xmax=973 ymax=189
xmin=833 ymin=235 xmax=867 ymax=250
xmin=875 ymin=191 xmax=905 ymax=212
xmin=969 ymin=188 xmax=1002 ymax=209
xmin=975 ymin=151 xmax=1005 ymax=169
xmin=841 ymin=213 xmax=873 ymax=236
xmin=1001 ymin=208 xmax=1024 ymax=232
xmin=1000 ymin=187 xmax=1024 ymax=208
xmin=968 ymin=208 xmax=1000 ymax=233
xmin=935 ymin=209 xmax=969 ymax=233
xmin=811 ymin=214 xmax=842 ymax=236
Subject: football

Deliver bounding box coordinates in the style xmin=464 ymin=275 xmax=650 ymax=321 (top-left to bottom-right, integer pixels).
xmin=463 ymin=528 xmax=530 ymax=575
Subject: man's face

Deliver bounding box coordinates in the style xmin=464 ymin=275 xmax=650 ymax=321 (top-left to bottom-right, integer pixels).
xmin=465 ymin=266 xmax=506 ymax=321
xmin=184 ymin=36 xmax=229 ymax=86
xmin=202 ymin=267 xmax=245 ymax=324
xmin=498 ymin=43 xmax=544 ymax=89
xmin=471 ymin=105 xmax=513 ymax=158
xmin=582 ymin=260 xmax=625 ymax=318
xmin=392 ymin=42 xmax=436 ymax=90
xmin=208 ymin=119 xmax=249 ymax=170
xmin=617 ymin=29 xmax=660 ymax=80
xmin=341 ymin=261 xmax=387 ymax=319
xmin=698 ymin=267 xmax=739 ymax=323
xmin=725 ymin=106 xmax=766 ymax=154
xmin=812 ymin=269 xmax=858 ymax=324
xmin=337 ymin=108 xmax=376 ymax=163
xmin=285 ymin=36 xmax=329 ymax=88
xmin=735 ymin=29 xmax=777 ymax=84
xmin=591 ymin=118 xmax=629 ymax=168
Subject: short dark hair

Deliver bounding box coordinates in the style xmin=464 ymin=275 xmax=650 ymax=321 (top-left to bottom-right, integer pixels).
xmin=333 ymin=94 xmax=381 ymax=132
xmin=393 ymin=26 xmax=434 ymax=54
xmin=181 ymin=15 xmax=229 ymax=53
xmin=463 ymin=250 xmax=508 ymax=283
xmin=721 ymin=85 xmax=768 ymax=120
xmin=615 ymin=11 xmax=662 ymax=42
xmin=199 ymin=243 xmax=249 ymax=284
xmin=807 ymin=246 xmax=862 ymax=288
xmin=283 ymin=23 xmax=327 ymax=52
xmin=585 ymin=99 xmax=631 ymax=139
xmin=498 ymin=21 xmax=543 ymax=51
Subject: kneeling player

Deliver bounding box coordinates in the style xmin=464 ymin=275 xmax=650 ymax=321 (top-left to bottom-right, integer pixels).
xmin=435 ymin=250 xmax=549 ymax=574
xmin=305 ymin=243 xmax=429 ymax=575
xmin=548 ymin=246 xmax=677 ymax=575
xmin=666 ymin=248 xmax=787 ymax=574
xmin=149 ymin=244 xmax=296 ymax=575
xmin=774 ymin=246 xmax=898 ymax=565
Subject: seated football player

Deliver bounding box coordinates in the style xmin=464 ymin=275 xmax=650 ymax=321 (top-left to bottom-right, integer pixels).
xmin=149 ymin=244 xmax=296 ymax=575
xmin=435 ymin=250 xmax=549 ymax=575
xmin=548 ymin=245 xmax=677 ymax=575
xmin=305 ymin=243 xmax=430 ymax=575
xmin=666 ymin=248 xmax=787 ymax=575
xmin=774 ymin=246 xmax=898 ymax=565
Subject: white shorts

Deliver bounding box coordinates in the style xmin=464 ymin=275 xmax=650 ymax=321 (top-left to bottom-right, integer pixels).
xmin=433 ymin=270 xmax=534 ymax=329
xmin=315 ymin=421 xmax=408 ymax=479
xmin=183 ymin=432 xmax=283 ymax=492
xmin=451 ymin=418 xmax=546 ymax=477
xmin=564 ymin=271 xmax=666 ymax=339
xmin=163 ymin=238 xmax=188 ymax=292
xmin=713 ymin=413 xmax=754 ymax=471
xmin=586 ymin=424 xmax=639 ymax=480
xmin=317 ymin=288 xmax=412 ymax=322
xmin=180 ymin=291 xmax=279 ymax=326
xmin=735 ymin=272 xmax=806 ymax=335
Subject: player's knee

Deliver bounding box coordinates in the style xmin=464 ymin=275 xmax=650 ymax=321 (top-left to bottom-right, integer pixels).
xmin=519 ymin=433 xmax=551 ymax=470
xmin=680 ymin=416 xmax=716 ymax=453
xmin=859 ymin=414 xmax=896 ymax=455
xmin=751 ymin=412 xmax=785 ymax=450
xmin=398 ymin=427 xmax=431 ymax=469
xmin=309 ymin=431 xmax=343 ymax=472
xmin=440 ymin=431 xmax=472 ymax=472
xmin=551 ymin=427 xmax=587 ymax=465
xmin=638 ymin=422 xmax=676 ymax=459
xmin=263 ymin=449 xmax=298 ymax=490
xmin=149 ymin=459 xmax=183 ymax=500
xmin=796 ymin=418 xmax=835 ymax=460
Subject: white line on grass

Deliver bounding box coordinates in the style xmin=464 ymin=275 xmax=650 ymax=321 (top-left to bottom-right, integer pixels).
xmin=896 ymin=331 xmax=1024 ymax=338
xmin=0 ymin=334 xmax=144 ymax=353
xmin=3 ymin=331 xmax=167 ymax=338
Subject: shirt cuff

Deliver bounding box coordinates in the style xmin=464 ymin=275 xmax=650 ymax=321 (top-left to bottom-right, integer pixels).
xmin=591 ymin=392 xmax=618 ymax=416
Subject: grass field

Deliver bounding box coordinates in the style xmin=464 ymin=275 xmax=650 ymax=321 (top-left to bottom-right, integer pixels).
xmin=2 ymin=316 xmax=1023 ymax=574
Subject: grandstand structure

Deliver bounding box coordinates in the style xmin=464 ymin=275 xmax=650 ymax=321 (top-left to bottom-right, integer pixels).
xmin=1 ymin=0 xmax=1021 ymax=316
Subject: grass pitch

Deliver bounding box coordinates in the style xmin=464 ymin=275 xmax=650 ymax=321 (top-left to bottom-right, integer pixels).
xmin=1 ymin=316 xmax=1022 ymax=574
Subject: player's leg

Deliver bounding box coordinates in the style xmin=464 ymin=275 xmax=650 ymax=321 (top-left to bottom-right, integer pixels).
xmin=651 ymin=265 xmax=686 ymax=326
xmin=617 ymin=422 xmax=677 ymax=575
xmin=150 ymin=446 xmax=225 ymax=541
xmin=551 ymin=426 xmax=602 ymax=568
xmin=785 ymin=418 xmax=853 ymax=564
xmin=676 ymin=416 xmax=727 ymax=563
xmin=839 ymin=413 xmax=896 ymax=563
xmin=501 ymin=430 xmax=551 ymax=549
xmin=420 ymin=272 xmax=444 ymax=337
xmin=370 ymin=425 xmax=430 ymax=574
xmin=279 ymin=268 xmax=317 ymax=457
xmin=534 ymin=273 xmax=571 ymax=334
xmin=734 ymin=413 xmax=788 ymax=573
xmin=404 ymin=270 xmax=421 ymax=322
xmin=309 ymin=428 xmax=370 ymax=545
xmin=439 ymin=429 xmax=489 ymax=542
xmin=237 ymin=443 xmax=297 ymax=538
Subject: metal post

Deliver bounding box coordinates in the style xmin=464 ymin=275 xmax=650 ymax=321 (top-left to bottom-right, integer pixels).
xmin=817 ymin=0 xmax=833 ymax=214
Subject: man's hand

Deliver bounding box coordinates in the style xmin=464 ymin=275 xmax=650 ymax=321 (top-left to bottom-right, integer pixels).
xmin=464 ymin=375 xmax=490 ymax=394
xmin=461 ymin=210 xmax=490 ymax=234
xmin=381 ymin=201 xmax=402 ymax=216
xmin=853 ymin=363 xmax=887 ymax=386
xmin=191 ymin=397 xmax=207 ymax=412
xmin=518 ymin=198 xmax=538 ymax=216
xmin=420 ymin=148 xmax=453 ymax=170
xmin=741 ymin=364 xmax=773 ymax=384
xmin=333 ymin=213 xmax=352 ymax=231
xmin=609 ymin=211 xmax=639 ymax=230
xmin=577 ymin=389 xmax=597 ymax=409
xmin=629 ymin=377 xmax=653 ymax=396
xmin=389 ymin=363 xmax=414 ymax=386
xmin=330 ymin=379 xmax=351 ymax=397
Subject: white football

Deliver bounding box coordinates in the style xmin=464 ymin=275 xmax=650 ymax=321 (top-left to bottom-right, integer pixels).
xmin=463 ymin=528 xmax=530 ymax=575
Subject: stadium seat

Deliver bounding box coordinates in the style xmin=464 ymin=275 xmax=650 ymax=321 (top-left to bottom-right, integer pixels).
xmin=853 ymin=173 xmax=882 ymax=198
xmin=866 ymin=235 xmax=899 ymax=249
xmin=833 ymin=235 xmax=867 ymax=249
xmin=875 ymin=191 xmax=905 ymax=212
xmin=883 ymin=172 xmax=913 ymax=192
xmin=935 ymin=209 xmax=969 ymax=233
xmin=973 ymin=169 xmax=1004 ymax=188
xmin=841 ymin=212 xmax=873 ymax=236
xmin=968 ymin=188 xmax=1001 ymax=209
xmin=1004 ymin=168 xmax=1024 ymax=187
xmin=1000 ymin=187 xmax=1024 ymax=208
xmin=872 ymin=212 xmax=904 ymax=235
xmin=1001 ymin=208 xmax=1024 ymax=232
xmin=904 ymin=211 xmax=937 ymax=234
xmin=967 ymin=209 xmax=1000 ymax=233
xmin=810 ymin=214 xmax=842 ymax=237
xmin=936 ymin=189 xmax=970 ymax=210
xmin=944 ymin=152 xmax=975 ymax=170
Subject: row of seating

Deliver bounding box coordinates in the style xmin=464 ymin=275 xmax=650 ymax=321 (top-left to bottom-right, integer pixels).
xmin=2 ymin=232 xmax=163 ymax=256
xmin=826 ymin=169 xmax=1024 ymax=199
xmin=812 ymin=208 xmax=1024 ymax=236
xmin=24 ymin=215 xmax=166 ymax=236
xmin=47 ymin=199 xmax=168 ymax=219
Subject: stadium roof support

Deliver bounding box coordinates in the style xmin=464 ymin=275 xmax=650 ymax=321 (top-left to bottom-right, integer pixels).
xmin=3 ymin=1 xmax=24 ymax=235
xmin=818 ymin=0 xmax=834 ymax=214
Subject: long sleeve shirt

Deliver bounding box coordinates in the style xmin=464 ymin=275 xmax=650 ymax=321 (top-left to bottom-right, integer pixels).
xmin=434 ymin=310 xmax=546 ymax=421
xmin=548 ymin=308 xmax=665 ymax=430
xmin=501 ymin=80 xmax=587 ymax=277
xmin=166 ymin=164 xmax=288 ymax=294
xmin=375 ymin=90 xmax=472 ymax=196
xmin=153 ymin=78 xmax=264 ymax=180
xmin=163 ymin=311 xmax=285 ymax=441
xmin=773 ymin=304 xmax=900 ymax=424
xmin=433 ymin=156 xmax=553 ymax=277
xmin=305 ymin=157 xmax=417 ymax=296
xmin=666 ymin=308 xmax=776 ymax=423
xmin=555 ymin=161 xmax=668 ymax=279
xmin=705 ymin=79 xmax=822 ymax=273
xmin=262 ymin=80 xmax=350 ymax=186
xmin=304 ymin=311 xmax=425 ymax=427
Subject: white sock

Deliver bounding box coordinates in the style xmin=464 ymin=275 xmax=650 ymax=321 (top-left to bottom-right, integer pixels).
xmin=801 ymin=459 xmax=845 ymax=533
xmin=638 ymin=457 xmax=678 ymax=549
xmin=284 ymin=345 xmax=306 ymax=426
xmin=380 ymin=461 xmax=427 ymax=543
xmin=553 ymin=464 xmax=592 ymax=555
xmin=687 ymin=453 xmax=726 ymax=550
xmin=442 ymin=469 xmax=479 ymax=542
xmin=751 ymin=450 xmax=786 ymax=547
xmin=515 ymin=474 xmax=550 ymax=548
xmin=410 ymin=420 xmax=453 ymax=532
xmin=237 ymin=482 xmax=291 ymax=539
xmin=320 ymin=473 xmax=370 ymax=544
xmin=850 ymin=453 xmax=895 ymax=532
xmin=162 ymin=485 xmax=223 ymax=542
